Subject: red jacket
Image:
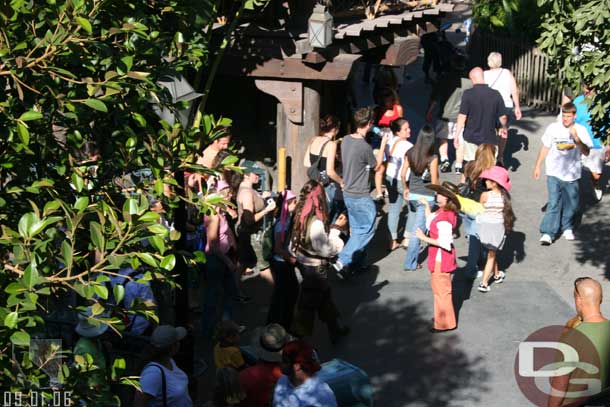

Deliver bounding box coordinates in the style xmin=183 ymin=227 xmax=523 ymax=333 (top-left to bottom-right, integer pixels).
xmin=239 ymin=362 xmax=282 ymax=407
xmin=427 ymin=209 xmax=458 ymax=273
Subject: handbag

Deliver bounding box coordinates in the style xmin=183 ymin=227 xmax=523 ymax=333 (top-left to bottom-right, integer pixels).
xmin=307 ymin=140 xmax=331 ymax=185
xmin=458 ymin=177 xmax=483 ymax=202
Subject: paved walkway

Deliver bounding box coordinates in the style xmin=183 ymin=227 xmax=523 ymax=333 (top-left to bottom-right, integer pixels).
xmin=238 ymin=47 xmax=610 ymax=407
xmin=231 ymin=8 xmax=610 ymax=406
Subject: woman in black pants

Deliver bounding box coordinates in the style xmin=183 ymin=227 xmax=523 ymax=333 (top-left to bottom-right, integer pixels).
xmin=290 ymin=181 xmax=349 ymax=344
xmin=267 ymin=190 xmax=299 ymax=330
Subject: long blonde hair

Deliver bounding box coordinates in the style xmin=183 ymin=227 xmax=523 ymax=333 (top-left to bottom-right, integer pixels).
xmin=465 ymin=144 xmax=496 ymax=184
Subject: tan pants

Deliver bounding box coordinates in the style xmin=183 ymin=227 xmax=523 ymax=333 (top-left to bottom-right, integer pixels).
xmin=464 ymin=140 xmax=498 ymax=162
xmin=430 ymin=271 xmax=456 ymax=330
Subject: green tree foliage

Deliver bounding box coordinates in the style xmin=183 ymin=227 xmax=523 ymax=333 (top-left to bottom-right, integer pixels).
xmin=0 ymin=0 xmax=263 ymax=403
xmin=473 ymin=0 xmax=548 ymax=41
xmin=537 ymin=0 xmax=610 ymax=142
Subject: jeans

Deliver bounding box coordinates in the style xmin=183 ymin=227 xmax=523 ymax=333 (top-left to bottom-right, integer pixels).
xmin=540 ymin=176 xmax=580 ymax=237
xmin=201 ymin=254 xmax=239 ymax=338
xmin=325 ymin=182 xmax=345 ymax=222
xmin=339 ymin=195 xmax=377 ymax=269
xmin=404 ymin=200 xmax=427 ymax=270
xmin=385 ymin=176 xmax=404 ymax=241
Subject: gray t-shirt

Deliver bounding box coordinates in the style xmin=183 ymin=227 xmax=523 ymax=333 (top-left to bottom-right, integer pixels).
xmin=341 ymin=134 xmax=376 ymax=198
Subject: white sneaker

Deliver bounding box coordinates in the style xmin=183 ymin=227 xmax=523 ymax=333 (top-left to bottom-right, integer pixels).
xmin=563 ymin=229 xmax=575 ymax=241
xmin=594 ymin=188 xmax=603 ymax=201
xmin=539 ymin=234 xmax=552 ymax=246
xmin=476 ymin=270 xmax=483 ymax=279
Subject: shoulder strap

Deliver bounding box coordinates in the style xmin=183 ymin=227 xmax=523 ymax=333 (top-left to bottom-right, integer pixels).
xmin=150 ymin=363 xmax=167 ymax=407
xmin=489 ymin=69 xmax=504 ymax=89
xmin=312 ymin=140 xmax=331 ymax=170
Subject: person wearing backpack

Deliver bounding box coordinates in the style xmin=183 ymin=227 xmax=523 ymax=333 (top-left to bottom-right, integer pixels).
xmin=304 ymin=115 xmax=344 ymax=220
xmin=134 ymin=325 xmax=193 ymax=407
xmin=425 ymin=55 xmax=470 ymax=174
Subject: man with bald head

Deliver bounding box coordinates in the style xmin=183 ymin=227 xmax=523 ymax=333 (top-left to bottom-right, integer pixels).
xmin=548 ymin=277 xmax=610 ymax=406
xmin=452 ymin=67 xmax=507 ymax=163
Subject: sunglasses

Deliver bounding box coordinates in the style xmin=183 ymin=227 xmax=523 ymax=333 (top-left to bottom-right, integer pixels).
xmin=574 ymin=277 xmax=592 ymax=296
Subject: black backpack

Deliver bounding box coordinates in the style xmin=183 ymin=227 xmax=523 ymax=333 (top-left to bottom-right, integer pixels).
xmin=307 ymin=140 xmax=331 ymax=185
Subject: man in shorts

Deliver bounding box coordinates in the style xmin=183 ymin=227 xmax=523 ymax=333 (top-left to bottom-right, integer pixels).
xmin=452 ymin=67 xmax=507 ymax=163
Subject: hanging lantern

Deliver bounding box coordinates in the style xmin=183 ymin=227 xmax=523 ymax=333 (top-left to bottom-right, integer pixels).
xmin=308 ymin=5 xmax=333 ymax=49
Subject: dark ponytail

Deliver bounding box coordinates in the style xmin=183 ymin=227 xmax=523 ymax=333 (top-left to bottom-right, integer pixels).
xmin=501 ymin=188 xmax=516 ymax=232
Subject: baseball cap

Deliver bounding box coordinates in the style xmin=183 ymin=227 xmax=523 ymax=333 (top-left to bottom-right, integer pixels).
xmin=150 ymin=325 xmax=187 ymax=348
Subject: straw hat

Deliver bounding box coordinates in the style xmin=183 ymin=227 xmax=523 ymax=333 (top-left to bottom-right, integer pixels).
xmin=250 ymin=324 xmax=293 ymax=362
xmin=425 ymin=181 xmax=461 ymax=209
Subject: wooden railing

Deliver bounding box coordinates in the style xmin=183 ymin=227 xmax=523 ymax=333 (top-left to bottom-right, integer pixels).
xmin=468 ymin=29 xmax=563 ymax=112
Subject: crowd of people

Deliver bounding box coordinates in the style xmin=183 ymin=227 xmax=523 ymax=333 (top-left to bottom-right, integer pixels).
xmin=63 ymin=45 xmax=610 ymax=406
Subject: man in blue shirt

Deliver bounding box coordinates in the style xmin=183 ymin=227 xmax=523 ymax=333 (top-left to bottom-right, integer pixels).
xmin=574 ymin=87 xmax=609 ymax=201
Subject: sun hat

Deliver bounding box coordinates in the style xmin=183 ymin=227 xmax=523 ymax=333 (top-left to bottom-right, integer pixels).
xmin=216 ymin=179 xmax=230 ymax=191
xmin=75 ymin=306 xmax=110 ymax=338
xmin=150 ymin=325 xmax=187 ymax=348
xmin=479 ymin=166 xmax=512 ymax=192
xmin=250 ymin=323 xmax=293 ymax=362
xmin=425 ymin=181 xmax=461 ymax=209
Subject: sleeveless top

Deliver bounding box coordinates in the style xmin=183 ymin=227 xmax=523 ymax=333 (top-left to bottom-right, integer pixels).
xmin=479 ymin=191 xmax=504 ymax=224
xmin=408 ymin=156 xmax=436 ymax=197
xmin=237 ymin=184 xmax=265 ymax=233
xmin=484 ymin=68 xmax=513 ymax=108
xmin=377 ymin=104 xmax=401 ymax=128
xmin=309 ymin=138 xmax=330 ymax=172
xmin=205 ymin=211 xmax=236 ymax=254
xmin=427 ymin=210 xmax=457 ymax=273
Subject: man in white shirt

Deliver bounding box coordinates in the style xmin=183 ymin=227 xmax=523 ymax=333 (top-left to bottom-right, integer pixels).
xmin=533 ymin=102 xmax=592 ymax=245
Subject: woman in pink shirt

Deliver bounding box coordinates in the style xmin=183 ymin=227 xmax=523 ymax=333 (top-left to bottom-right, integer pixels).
xmin=201 ymin=180 xmax=240 ymax=337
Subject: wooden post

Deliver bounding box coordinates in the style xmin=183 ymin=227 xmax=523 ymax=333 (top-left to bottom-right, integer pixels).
xmin=277 ymin=147 xmax=286 ymax=192
xmin=260 ymin=80 xmax=320 ymax=193
xmin=286 ymin=82 xmax=320 ymax=192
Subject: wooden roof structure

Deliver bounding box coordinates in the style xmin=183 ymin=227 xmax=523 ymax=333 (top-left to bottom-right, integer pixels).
xmin=222 ymin=2 xmax=454 ymax=80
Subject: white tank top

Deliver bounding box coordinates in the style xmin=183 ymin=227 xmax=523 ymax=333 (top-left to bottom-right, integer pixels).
xmin=484 ymin=68 xmax=513 ymax=108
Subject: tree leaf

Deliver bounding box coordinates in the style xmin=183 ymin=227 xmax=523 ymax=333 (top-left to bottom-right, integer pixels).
xmin=81 ymin=99 xmax=108 ymax=112
xmin=74 ymin=196 xmax=89 ymax=212
xmin=61 ymin=240 xmax=73 ymax=268
xmin=16 ymin=121 xmax=30 ymax=145
xmin=71 ymin=173 xmax=84 ymax=192
xmin=19 ymin=111 xmax=43 ymax=121
xmin=75 ymin=16 xmax=92 ymax=34
xmin=18 ymin=212 xmax=36 ymax=238
xmin=138 ymin=211 xmax=160 ymax=222
xmin=10 ymin=331 xmax=30 ymax=347
xmin=23 ymin=265 xmax=40 ymax=289
xmin=160 ymin=254 xmax=175 ymax=271
xmin=137 ymin=253 xmax=158 ymax=267
xmin=4 ymin=311 xmax=18 ymax=329
xmin=91 ymin=302 xmax=104 ymax=316
xmin=90 ymin=221 xmax=105 ymax=252
xmin=113 ymin=284 xmax=125 ymax=304
xmin=94 ymin=284 xmax=108 ymax=300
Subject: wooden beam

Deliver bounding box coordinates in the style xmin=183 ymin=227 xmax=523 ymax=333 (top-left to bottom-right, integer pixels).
xmin=223 ymin=54 xmax=361 ymax=80
xmin=255 ymin=79 xmax=303 ymax=124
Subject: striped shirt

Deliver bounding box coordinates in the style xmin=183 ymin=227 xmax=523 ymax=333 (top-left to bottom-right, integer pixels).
xmin=479 ymin=191 xmax=504 ymax=223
